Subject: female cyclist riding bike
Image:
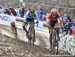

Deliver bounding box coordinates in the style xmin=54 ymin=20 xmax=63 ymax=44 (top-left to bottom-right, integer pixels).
xmin=23 ymin=7 xmax=39 ymax=46
xmin=47 ymin=8 xmax=63 ymax=52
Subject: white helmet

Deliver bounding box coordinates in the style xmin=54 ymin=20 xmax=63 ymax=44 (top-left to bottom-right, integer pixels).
xmin=50 ymin=8 xmax=58 ymax=14
xmin=64 ymin=14 xmax=67 ymax=16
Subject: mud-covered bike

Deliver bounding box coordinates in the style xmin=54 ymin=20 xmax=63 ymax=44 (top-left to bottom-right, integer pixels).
xmin=23 ymin=20 xmax=38 ymax=46
xmin=49 ymin=27 xmax=60 ymax=55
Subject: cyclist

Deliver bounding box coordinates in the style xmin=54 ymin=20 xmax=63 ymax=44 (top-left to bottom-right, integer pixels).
xmin=47 ymin=8 xmax=63 ymax=50
xmin=63 ymin=14 xmax=72 ymax=25
xmin=23 ymin=7 xmax=39 ymax=36
xmin=63 ymin=14 xmax=72 ymax=34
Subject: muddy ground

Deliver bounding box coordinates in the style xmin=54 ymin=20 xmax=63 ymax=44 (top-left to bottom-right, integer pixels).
xmin=0 ymin=33 xmax=72 ymax=57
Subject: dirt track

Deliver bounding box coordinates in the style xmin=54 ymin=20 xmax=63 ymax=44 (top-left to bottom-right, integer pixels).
xmin=0 ymin=33 xmax=71 ymax=57
xmin=0 ymin=25 xmax=50 ymax=48
xmin=0 ymin=25 xmax=71 ymax=57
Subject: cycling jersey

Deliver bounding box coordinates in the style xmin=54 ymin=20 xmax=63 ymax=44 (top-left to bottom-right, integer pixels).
xmin=24 ymin=11 xmax=38 ymax=22
xmin=27 ymin=12 xmax=36 ymax=19
xmin=47 ymin=12 xmax=61 ymax=27
xmin=47 ymin=12 xmax=61 ymax=20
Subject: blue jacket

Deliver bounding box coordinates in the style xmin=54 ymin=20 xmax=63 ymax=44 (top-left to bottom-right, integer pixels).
xmin=39 ymin=11 xmax=46 ymax=21
xmin=27 ymin=12 xmax=36 ymax=19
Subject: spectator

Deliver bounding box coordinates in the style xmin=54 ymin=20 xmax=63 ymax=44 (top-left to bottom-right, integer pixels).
xmin=17 ymin=9 xmax=22 ymax=17
xmin=21 ymin=8 xmax=25 ymax=17
xmin=39 ymin=9 xmax=46 ymax=21
xmin=64 ymin=22 xmax=73 ymax=34
xmin=0 ymin=7 xmax=3 ymax=14
xmin=24 ymin=8 xmax=28 ymax=14
xmin=5 ymin=9 xmax=11 ymax=15
xmin=63 ymin=14 xmax=72 ymax=25
xmin=9 ymin=8 xmax=17 ymax=16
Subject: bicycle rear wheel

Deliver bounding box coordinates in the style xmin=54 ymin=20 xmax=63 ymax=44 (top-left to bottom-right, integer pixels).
xmin=28 ymin=25 xmax=32 ymax=45
xmin=49 ymin=30 xmax=52 ymax=51
xmin=52 ymin=30 xmax=57 ymax=54
xmin=49 ymin=29 xmax=58 ymax=55
xmin=30 ymin=24 xmax=35 ymax=46
xmin=54 ymin=29 xmax=59 ymax=55
xmin=56 ymin=29 xmax=59 ymax=55
xmin=28 ymin=23 xmax=35 ymax=46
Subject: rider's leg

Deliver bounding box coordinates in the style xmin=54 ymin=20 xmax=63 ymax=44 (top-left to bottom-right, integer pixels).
xmin=49 ymin=22 xmax=53 ymax=51
xmin=55 ymin=20 xmax=60 ymax=41
xmin=51 ymin=20 xmax=57 ymax=49
xmin=23 ymin=22 xmax=28 ymax=33
xmin=23 ymin=22 xmax=29 ymax=38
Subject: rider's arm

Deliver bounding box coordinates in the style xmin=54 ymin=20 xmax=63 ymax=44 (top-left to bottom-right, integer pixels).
xmin=47 ymin=19 xmax=50 ymax=25
xmin=57 ymin=12 xmax=63 ymax=23
xmin=24 ymin=11 xmax=29 ymax=22
xmin=58 ymin=17 xmax=64 ymax=27
xmin=58 ymin=17 xmax=62 ymax=23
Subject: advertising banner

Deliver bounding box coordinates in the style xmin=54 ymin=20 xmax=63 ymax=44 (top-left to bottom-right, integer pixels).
xmin=0 ymin=14 xmax=15 ymax=26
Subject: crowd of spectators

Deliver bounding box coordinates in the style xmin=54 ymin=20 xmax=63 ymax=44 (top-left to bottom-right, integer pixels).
xmin=0 ymin=7 xmax=75 ymax=36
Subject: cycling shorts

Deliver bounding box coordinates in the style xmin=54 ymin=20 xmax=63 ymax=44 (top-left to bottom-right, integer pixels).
xmin=49 ymin=20 xmax=58 ymax=28
xmin=26 ymin=18 xmax=34 ymax=22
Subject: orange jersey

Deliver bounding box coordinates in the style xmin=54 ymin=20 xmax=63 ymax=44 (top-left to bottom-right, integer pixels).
xmin=47 ymin=12 xmax=61 ymax=20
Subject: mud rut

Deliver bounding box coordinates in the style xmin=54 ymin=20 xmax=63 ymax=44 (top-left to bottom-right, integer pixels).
xmin=0 ymin=25 xmax=71 ymax=57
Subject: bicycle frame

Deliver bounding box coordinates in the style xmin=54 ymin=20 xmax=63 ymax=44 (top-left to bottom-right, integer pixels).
xmin=26 ymin=22 xmax=36 ymax=46
xmin=25 ymin=21 xmax=38 ymax=32
xmin=23 ymin=20 xmax=38 ymax=46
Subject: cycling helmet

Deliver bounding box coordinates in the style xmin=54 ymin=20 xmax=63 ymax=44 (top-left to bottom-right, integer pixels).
xmin=30 ymin=7 xmax=35 ymax=13
xmin=64 ymin=14 xmax=67 ymax=16
xmin=50 ymin=8 xmax=58 ymax=14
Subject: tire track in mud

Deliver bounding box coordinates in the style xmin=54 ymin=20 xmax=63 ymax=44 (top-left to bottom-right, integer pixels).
xmin=0 ymin=25 xmax=50 ymax=48
xmin=0 ymin=25 xmax=71 ymax=56
xmin=35 ymin=32 xmax=50 ymax=48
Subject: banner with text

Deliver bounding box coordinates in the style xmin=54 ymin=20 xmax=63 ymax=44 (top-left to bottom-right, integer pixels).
xmin=0 ymin=14 xmax=15 ymax=26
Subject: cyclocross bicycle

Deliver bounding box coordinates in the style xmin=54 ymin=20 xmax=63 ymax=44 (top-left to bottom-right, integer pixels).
xmin=49 ymin=27 xmax=60 ymax=55
xmin=23 ymin=21 xmax=38 ymax=46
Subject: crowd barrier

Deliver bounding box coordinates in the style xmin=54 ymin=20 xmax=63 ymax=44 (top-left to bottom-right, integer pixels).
xmin=59 ymin=35 xmax=75 ymax=55
xmin=0 ymin=14 xmax=15 ymax=26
